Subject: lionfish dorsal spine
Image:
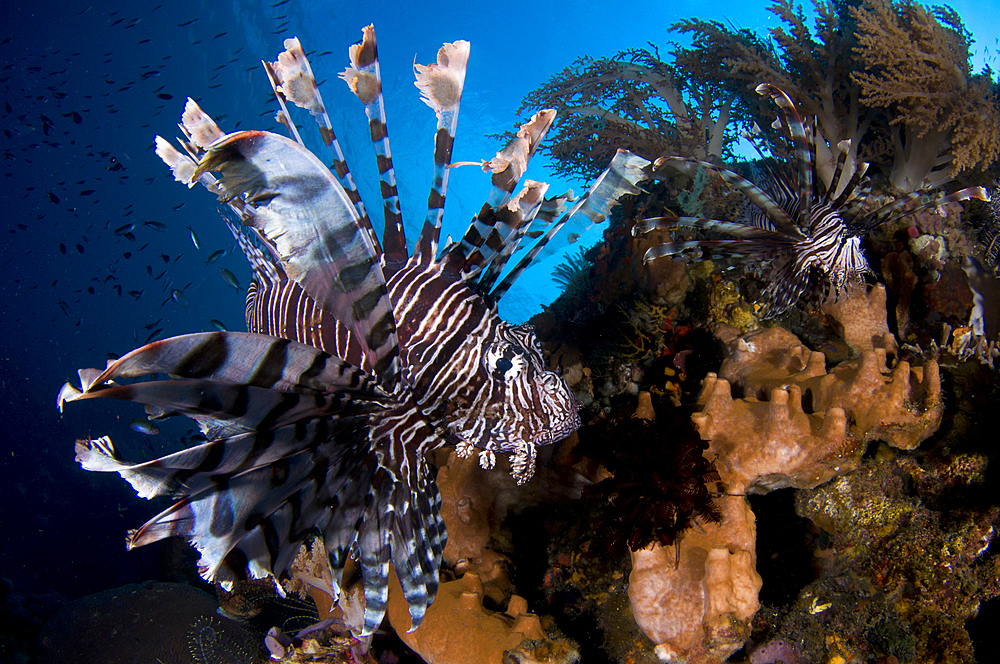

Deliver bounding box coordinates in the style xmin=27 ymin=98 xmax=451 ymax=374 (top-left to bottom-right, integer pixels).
xmin=413 ymin=39 xmax=470 ymax=264
xmin=264 ymin=38 xmax=381 ymax=259
xmin=261 ymin=59 xmax=307 ymax=146
xmin=490 ymin=149 xmax=651 ymax=300
xmin=445 ymin=110 xmax=557 ymax=274
xmin=473 ymin=181 xmax=551 ymax=293
xmin=340 ymin=25 xmax=407 ymax=265
xmin=756 ymin=83 xmax=812 ymax=222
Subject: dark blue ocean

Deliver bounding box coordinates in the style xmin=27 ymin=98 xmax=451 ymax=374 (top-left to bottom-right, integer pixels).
xmin=3 ymin=0 xmax=1000 ymax=661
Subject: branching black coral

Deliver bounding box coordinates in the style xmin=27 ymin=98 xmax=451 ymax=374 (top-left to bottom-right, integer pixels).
xmin=518 ymin=46 xmax=736 ymax=180
xmin=580 ymin=395 xmax=721 ymax=554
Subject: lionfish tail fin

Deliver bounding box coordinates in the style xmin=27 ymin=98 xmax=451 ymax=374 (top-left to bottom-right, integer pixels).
xmin=341 ymin=25 xmax=406 ymax=264
xmin=413 ymin=40 xmax=471 ymax=264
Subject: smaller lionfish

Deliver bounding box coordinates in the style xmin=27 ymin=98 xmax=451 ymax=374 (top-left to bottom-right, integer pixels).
xmin=58 ymin=27 xmax=649 ymax=637
xmin=636 ymin=83 xmax=988 ymax=317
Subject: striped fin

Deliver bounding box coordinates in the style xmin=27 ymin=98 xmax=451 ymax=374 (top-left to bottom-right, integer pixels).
xmin=655 ymin=156 xmax=803 ymax=239
xmin=480 ymin=109 xmax=556 ymax=209
xmin=413 ymin=40 xmax=471 ymax=263
xmin=449 ymin=112 xmax=556 ymax=272
xmin=635 ymin=215 xmax=793 ymax=242
xmin=473 ymin=182 xmax=551 ymax=293
xmin=223 ymin=215 xmax=281 ymax=284
xmin=490 ymin=149 xmax=651 ymax=300
xmin=859 ymin=186 xmax=990 ymax=234
xmin=264 ymin=37 xmax=380 ymax=259
xmin=443 ymin=180 xmax=549 ymax=278
xmin=179 ymin=98 xmax=225 ymax=152
xmin=519 ymin=189 xmax=575 ymax=240
xmin=832 ymin=160 xmax=871 ymax=212
xmin=756 ymin=83 xmax=812 ymax=222
xmin=340 ymin=25 xmax=406 ymax=264
xmin=193 ymin=130 xmax=400 ymax=390
xmin=641 ymin=239 xmax=770 ymax=263
xmin=56 ymin=332 xmax=384 ymax=400
xmin=354 ymin=409 xmax=447 ymax=634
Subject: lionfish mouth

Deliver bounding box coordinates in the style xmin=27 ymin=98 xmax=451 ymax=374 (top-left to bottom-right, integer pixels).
xmin=531 ymin=411 xmax=582 ymax=446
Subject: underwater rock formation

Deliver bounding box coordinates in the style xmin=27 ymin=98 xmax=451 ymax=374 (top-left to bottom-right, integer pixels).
xmin=742 ymin=454 xmax=1000 ymax=664
xmin=707 ymin=324 xmax=942 ymax=454
xmin=628 ymin=493 xmax=762 ymax=664
xmin=386 ymin=570 xmax=579 ymax=664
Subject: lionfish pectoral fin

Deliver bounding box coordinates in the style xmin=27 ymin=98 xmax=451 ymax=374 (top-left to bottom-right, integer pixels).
xmin=193 ymin=131 xmax=401 ymax=390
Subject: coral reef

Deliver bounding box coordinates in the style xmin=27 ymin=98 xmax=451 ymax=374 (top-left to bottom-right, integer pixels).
xmin=628 ymin=494 xmax=762 ymax=664
xmin=386 ymin=571 xmax=579 ymax=664
xmin=708 ymin=324 xmax=942 ymax=453
xmin=738 ymin=454 xmax=999 ymax=664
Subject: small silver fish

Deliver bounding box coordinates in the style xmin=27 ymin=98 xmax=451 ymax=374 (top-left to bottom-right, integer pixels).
xmin=208 ymin=318 xmax=228 ymax=331
xmin=204 ymin=248 xmax=226 ymax=264
xmin=130 ymin=417 xmax=160 ymax=435
xmin=186 ymin=225 xmax=200 ymax=249
xmin=220 ymin=268 xmax=239 ymax=289
xmin=170 ymin=288 xmax=188 ymax=308
xmin=144 ymin=221 xmax=168 ymax=232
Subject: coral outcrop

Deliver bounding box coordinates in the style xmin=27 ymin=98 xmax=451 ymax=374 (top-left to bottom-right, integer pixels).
xmin=628 ymin=494 xmax=762 ymax=664
xmin=707 ymin=324 xmax=942 ymax=454
xmin=387 ymin=571 xmax=578 ymax=664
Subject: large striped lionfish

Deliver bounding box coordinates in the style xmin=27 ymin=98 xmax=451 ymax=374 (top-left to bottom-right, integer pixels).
xmin=57 ymin=27 xmax=649 ymax=635
xmin=636 ymin=83 xmax=988 ymax=317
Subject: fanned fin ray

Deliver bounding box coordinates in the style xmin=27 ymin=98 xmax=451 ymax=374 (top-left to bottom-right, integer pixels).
xmin=265 ymin=37 xmax=381 ymax=259
xmin=490 ymin=149 xmax=652 ymax=300
xmin=193 ymin=130 xmax=401 ymax=390
xmin=340 ymin=25 xmax=406 ymax=265
xmin=413 ymin=40 xmax=470 ymax=263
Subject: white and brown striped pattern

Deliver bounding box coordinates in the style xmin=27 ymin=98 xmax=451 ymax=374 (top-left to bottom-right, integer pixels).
xmin=637 ymin=83 xmax=989 ymax=317
xmin=59 ymin=26 xmax=654 ymax=640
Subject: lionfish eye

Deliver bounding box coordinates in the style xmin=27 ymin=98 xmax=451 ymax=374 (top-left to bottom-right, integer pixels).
xmin=483 ymin=342 xmax=525 ymax=380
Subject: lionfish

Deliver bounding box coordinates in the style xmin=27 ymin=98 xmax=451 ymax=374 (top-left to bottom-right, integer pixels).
xmin=57 ymin=27 xmax=650 ymax=635
xmin=636 ymin=83 xmax=988 ymax=317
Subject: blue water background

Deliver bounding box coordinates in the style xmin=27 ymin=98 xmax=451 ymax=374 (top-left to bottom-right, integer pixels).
xmin=2 ymin=0 xmax=998 ymax=599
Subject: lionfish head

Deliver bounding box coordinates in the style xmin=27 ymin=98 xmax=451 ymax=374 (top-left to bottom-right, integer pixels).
xmin=448 ymin=321 xmax=580 ymax=484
